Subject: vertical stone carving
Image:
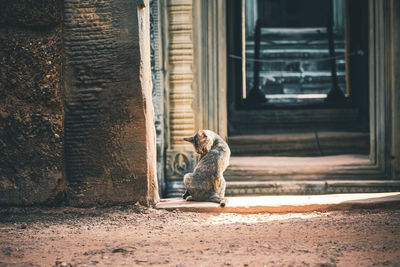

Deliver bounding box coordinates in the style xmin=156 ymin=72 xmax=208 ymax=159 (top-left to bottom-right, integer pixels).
xmin=150 ymin=0 xmax=166 ymax=196
xmin=165 ymin=0 xmax=195 ymax=196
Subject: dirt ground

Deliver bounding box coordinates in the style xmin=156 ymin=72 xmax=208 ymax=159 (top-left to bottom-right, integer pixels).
xmin=0 ymin=205 xmax=399 ymax=267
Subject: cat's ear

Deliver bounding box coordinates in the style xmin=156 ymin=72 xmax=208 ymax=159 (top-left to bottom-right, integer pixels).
xmin=198 ymin=130 xmax=207 ymax=138
xmin=183 ymin=136 xmax=194 ymax=143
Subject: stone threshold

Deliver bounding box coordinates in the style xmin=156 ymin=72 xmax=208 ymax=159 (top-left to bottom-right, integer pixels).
xmin=156 ymin=192 xmax=400 ymax=214
xmin=225 ymin=180 xmax=400 ymax=195
xmin=166 ymin=180 xmax=400 ymax=198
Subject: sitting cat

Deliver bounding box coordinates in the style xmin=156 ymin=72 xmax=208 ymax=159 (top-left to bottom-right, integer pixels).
xmin=182 ymin=130 xmax=231 ymax=207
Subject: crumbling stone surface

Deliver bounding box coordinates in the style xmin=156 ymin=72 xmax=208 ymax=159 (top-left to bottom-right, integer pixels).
xmin=0 ymin=0 xmax=62 ymax=27
xmin=0 ymin=1 xmax=64 ymax=205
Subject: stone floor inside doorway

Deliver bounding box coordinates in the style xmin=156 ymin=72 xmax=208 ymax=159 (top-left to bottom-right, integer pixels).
xmin=1 ymin=193 xmax=400 ymax=267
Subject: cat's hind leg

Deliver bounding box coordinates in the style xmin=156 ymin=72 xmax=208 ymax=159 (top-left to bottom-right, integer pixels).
xmin=183 ymin=173 xmax=194 ymax=199
xmin=182 ymin=190 xmax=190 ymax=199
xmin=218 ymin=179 xmax=228 ymax=207
xmin=183 ymin=173 xmax=194 ymax=187
xmin=217 ymin=177 xmax=226 ymax=198
xmin=211 ymin=177 xmax=228 ymax=207
xmin=208 ymin=193 xmax=228 ymax=207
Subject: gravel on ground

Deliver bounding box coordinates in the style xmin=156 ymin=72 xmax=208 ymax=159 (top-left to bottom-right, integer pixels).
xmin=0 ymin=205 xmax=399 ymax=267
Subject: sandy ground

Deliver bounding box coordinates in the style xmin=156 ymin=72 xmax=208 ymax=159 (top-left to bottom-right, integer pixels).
xmin=0 ymin=205 xmax=399 ymax=267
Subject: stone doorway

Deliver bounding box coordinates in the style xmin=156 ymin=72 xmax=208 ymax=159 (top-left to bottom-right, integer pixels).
xmin=162 ymin=0 xmax=400 ymax=198
xmin=221 ymin=0 xmax=398 ymax=195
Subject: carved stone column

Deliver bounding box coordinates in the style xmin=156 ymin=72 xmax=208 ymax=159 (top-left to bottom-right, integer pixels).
xmin=150 ymin=0 xmax=166 ymax=196
xmin=165 ymin=0 xmax=196 ymax=197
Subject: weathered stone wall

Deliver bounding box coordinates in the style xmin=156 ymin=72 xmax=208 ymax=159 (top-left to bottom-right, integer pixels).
xmin=0 ymin=0 xmax=65 ymax=205
xmin=63 ymin=0 xmax=159 ymax=206
xmin=0 ymin=0 xmax=159 ymax=206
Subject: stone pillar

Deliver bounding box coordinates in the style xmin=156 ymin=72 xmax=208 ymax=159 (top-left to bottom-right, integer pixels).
xmin=64 ymin=0 xmax=159 ymax=206
xmin=165 ymin=0 xmax=196 ymax=197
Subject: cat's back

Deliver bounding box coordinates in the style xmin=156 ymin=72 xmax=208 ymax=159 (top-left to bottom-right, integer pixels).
xmin=202 ymin=130 xmax=231 ymax=169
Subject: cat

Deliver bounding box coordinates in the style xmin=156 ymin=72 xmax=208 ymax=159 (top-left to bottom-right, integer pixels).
xmin=182 ymin=130 xmax=231 ymax=207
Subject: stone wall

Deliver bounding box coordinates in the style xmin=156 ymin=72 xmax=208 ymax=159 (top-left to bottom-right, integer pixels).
xmin=0 ymin=0 xmax=65 ymax=205
xmin=0 ymin=0 xmax=159 ymax=206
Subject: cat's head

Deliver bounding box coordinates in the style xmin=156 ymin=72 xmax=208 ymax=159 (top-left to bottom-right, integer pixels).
xmin=183 ymin=130 xmax=213 ymax=155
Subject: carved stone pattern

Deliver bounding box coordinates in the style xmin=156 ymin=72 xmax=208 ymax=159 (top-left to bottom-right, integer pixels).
xmin=150 ymin=0 xmax=165 ymax=195
xmin=167 ymin=0 xmax=195 ymax=147
xmin=165 ymin=181 xmax=185 ymax=198
xmin=164 ymin=0 xmax=196 ymax=196
xmin=165 ymin=151 xmax=194 ymax=181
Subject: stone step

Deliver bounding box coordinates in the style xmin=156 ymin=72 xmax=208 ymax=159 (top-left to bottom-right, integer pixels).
xmin=243 ymin=27 xmax=347 ymax=76
xmin=228 ymin=108 xmax=362 ymax=135
xmin=258 ymin=27 xmax=341 ymax=39
xmin=245 ymin=58 xmax=345 ymax=72
xmin=156 ymin=192 xmax=400 ymax=213
xmin=225 ymin=154 xmax=375 ymax=181
xmin=164 ymin=155 xmax=388 ymax=198
xmin=245 ymin=48 xmax=345 ymax=59
xmin=247 ymin=27 xmax=344 ymax=42
xmin=246 ymin=36 xmax=344 ymax=47
xmin=246 ymin=70 xmax=346 ymax=85
xmin=228 ymin=132 xmax=369 ymax=157
xmin=246 ymin=27 xmax=344 ymax=51
xmin=246 ymin=39 xmax=345 ymax=47
xmin=165 ymin=179 xmax=400 ymax=198
xmin=225 ymin=181 xmax=400 ymax=196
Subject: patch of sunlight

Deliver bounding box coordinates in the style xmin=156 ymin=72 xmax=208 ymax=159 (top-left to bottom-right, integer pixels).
xmin=227 ymin=193 xmax=400 ymax=207
xmin=207 ymin=212 xmax=326 ymax=226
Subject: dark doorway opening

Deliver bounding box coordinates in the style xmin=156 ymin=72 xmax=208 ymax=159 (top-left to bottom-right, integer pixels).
xmin=227 ymin=0 xmax=369 ymax=157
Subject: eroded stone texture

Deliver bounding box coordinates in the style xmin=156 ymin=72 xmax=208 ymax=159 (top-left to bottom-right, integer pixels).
xmin=0 ymin=0 xmax=62 ymax=27
xmin=64 ymin=0 xmax=159 ymax=206
xmin=0 ymin=0 xmax=64 ymax=205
